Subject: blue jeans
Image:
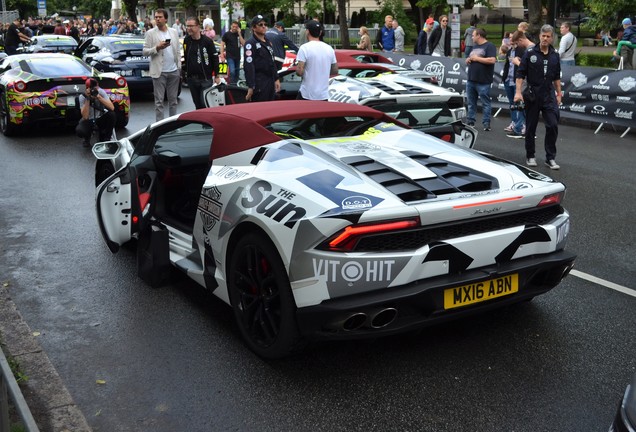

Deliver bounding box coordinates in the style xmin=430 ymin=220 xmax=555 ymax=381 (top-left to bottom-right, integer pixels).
xmin=226 ymin=57 xmax=240 ymax=84
xmin=466 ymin=81 xmax=492 ymax=126
xmin=505 ymin=84 xmax=525 ymax=133
xmin=560 ymin=59 xmax=575 ymax=67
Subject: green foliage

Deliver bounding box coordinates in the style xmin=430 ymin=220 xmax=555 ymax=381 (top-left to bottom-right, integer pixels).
xmin=368 ymin=0 xmax=417 ymax=43
xmin=241 ymin=0 xmax=278 ymax=20
xmin=581 ymin=0 xmax=634 ymax=30
xmin=8 ymin=0 xmax=37 ymax=17
xmin=576 ymin=52 xmax=616 ymax=68
xmin=7 ymin=355 xmax=28 ymax=383
xmin=304 ymin=0 xmax=323 ymax=19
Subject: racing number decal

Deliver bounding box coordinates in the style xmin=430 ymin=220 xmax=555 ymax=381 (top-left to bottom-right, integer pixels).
xmin=218 ymin=62 xmax=228 ymax=75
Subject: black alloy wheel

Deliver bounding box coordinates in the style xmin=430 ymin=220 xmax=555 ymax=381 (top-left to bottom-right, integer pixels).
xmin=228 ymin=232 xmax=303 ymax=359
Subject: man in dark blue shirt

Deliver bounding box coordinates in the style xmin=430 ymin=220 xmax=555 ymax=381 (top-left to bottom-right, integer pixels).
xmin=465 ymin=28 xmax=497 ymax=131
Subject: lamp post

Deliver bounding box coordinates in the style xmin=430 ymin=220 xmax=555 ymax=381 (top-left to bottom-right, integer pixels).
xmin=73 ymin=5 xmax=77 ymax=18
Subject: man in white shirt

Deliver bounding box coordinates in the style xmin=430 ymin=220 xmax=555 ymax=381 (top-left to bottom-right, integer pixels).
xmin=558 ymin=22 xmax=577 ymax=67
xmin=296 ymin=20 xmax=337 ymax=101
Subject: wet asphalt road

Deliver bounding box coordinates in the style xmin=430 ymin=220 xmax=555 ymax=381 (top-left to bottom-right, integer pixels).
xmin=0 ymin=90 xmax=635 ymax=431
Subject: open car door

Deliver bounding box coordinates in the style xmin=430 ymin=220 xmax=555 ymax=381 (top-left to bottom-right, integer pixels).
xmin=95 ymin=130 xmax=159 ymax=253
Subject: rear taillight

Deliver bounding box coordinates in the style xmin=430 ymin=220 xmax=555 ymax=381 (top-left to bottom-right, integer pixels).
xmin=439 ymin=134 xmax=452 ymax=142
xmin=14 ymin=81 xmax=27 ymax=92
xmin=323 ymin=218 xmax=420 ymax=252
xmin=537 ymin=192 xmax=563 ymax=207
xmin=116 ymin=77 xmax=127 ymax=87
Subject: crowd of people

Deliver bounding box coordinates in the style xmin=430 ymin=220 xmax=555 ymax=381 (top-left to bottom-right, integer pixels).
xmin=3 ymin=9 xmax=633 ymax=169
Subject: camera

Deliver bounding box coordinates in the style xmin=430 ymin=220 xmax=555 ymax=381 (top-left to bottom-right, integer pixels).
xmin=86 ymin=78 xmax=99 ymax=98
xmin=510 ymin=101 xmax=525 ymax=111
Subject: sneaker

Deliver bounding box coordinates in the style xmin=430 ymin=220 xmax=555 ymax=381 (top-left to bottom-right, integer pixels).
xmin=504 ymin=122 xmax=514 ymax=133
xmin=526 ymin=158 xmax=537 ymax=167
xmin=467 ymin=122 xmax=475 ymax=127
xmin=506 ymin=132 xmax=524 ymax=139
xmin=545 ymin=160 xmax=560 ymax=170
xmin=483 ymin=124 xmax=491 ymax=131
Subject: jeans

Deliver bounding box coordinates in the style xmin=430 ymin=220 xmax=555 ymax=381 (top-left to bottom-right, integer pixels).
xmin=226 ymin=57 xmax=240 ymax=84
xmin=560 ymin=59 xmax=575 ymax=67
xmin=505 ymin=84 xmax=525 ymax=133
xmin=152 ymin=70 xmax=180 ymax=122
xmin=466 ymin=81 xmax=492 ymax=126
xmin=464 ymin=46 xmax=473 ymax=58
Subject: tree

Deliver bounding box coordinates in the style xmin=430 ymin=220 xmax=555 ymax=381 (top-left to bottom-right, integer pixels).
xmin=527 ymin=0 xmax=543 ymax=40
xmin=337 ymin=0 xmax=349 ymax=47
xmin=122 ymin=0 xmax=139 ymax=22
xmin=241 ymin=0 xmax=278 ymax=20
xmin=582 ymin=0 xmax=634 ymax=32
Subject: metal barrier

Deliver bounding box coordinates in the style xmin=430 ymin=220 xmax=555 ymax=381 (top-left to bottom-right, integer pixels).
xmin=284 ymin=25 xmax=379 ymax=49
xmin=0 ymin=348 xmax=39 ymax=432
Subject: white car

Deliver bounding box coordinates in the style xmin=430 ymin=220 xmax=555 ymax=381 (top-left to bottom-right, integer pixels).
xmin=328 ymin=73 xmax=477 ymax=149
xmin=94 ymin=101 xmax=576 ymax=358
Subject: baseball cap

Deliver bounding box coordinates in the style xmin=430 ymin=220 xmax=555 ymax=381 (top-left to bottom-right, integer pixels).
xmin=274 ymin=21 xmax=284 ymax=29
xmin=250 ymin=15 xmax=267 ymax=27
xmin=305 ymin=20 xmax=322 ymax=37
xmin=425 ymin=18 xmax=435 ymax=25
xmin=622 ymin=18 xmax=632 ymax=26
xmin=63 ymin=19 xmax=69 ymax=24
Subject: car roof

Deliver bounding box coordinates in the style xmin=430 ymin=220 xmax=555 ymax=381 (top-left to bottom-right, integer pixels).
xmin=180 ymin=101 xmax=393 ymax=160
xmin=335 ymin=49 xmax=393 ymax=64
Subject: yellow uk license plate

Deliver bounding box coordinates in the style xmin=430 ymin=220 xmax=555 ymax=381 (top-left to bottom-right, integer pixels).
xmin=443 ymin=274 xmax=519 ymax=310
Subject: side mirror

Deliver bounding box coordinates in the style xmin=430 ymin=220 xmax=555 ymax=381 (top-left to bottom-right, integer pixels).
xmin=92 ymin=141 xmax=122 ymax=159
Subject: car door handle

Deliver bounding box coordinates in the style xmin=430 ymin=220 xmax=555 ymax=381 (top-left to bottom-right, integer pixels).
xmin=107 ymin=184 xmax=120 ymax=193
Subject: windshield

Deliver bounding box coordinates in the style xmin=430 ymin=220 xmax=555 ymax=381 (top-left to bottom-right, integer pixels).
xmin=19 ymin=57 xmax=91 ymax=77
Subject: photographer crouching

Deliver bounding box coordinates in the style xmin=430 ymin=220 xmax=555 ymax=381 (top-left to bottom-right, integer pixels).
xmin=76 ymin=78 xmax=116 ymax=148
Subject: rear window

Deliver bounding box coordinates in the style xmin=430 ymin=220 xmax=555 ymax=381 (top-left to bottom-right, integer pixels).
xmin=38 ymin=37 xmax=77 ymax=46
xmin=19 ymin=57 xmax=91 ymax=77
xmin=108 ymin=39 xmax=145 ymax=54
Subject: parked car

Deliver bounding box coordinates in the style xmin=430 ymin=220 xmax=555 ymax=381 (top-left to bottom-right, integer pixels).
xmin=18 ymin=34 xmax=78 ymax=54
xmin=75 ymin=34 xmax=153 ymax=93
xmin=610 ymin=372 xmax=636 ymax=432
xmin=93 ymin=100 xmax=576 ymax=358
xmin=328 ymin=74 xmax=476 ymax=148
xmin=0 ymin=53 xmax=129 ymax=136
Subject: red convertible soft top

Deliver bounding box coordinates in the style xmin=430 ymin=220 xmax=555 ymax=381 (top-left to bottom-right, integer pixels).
xmin=179 ymin=101 xmax=390 ymax=160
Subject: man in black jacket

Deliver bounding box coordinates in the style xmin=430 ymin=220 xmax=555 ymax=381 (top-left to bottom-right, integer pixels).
xmin=183 ymin=17 xmax=220 ymax=109
xmin=428 ymin=15 xmax=451 ymax=56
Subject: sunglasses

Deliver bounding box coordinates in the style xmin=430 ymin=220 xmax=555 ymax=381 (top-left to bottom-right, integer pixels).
xmin=256 ymin=23 xmax=267 ymax=27
xmin=442 ymin=19 xmax=448 ymax=22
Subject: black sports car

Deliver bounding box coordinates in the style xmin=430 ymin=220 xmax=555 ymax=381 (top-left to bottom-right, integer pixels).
xmin=76 ymin=34 xmax=152 ymax=92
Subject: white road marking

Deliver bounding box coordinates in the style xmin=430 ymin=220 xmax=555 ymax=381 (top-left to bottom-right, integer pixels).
xmin=570 ymin=269 xmax=636 ymax=298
